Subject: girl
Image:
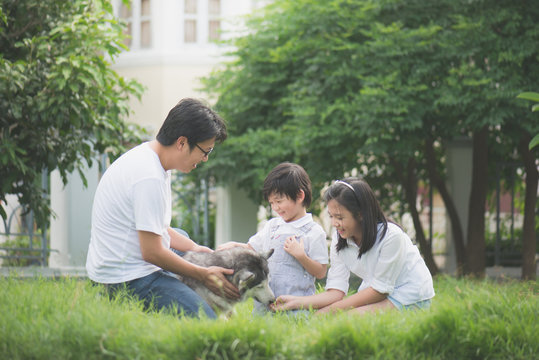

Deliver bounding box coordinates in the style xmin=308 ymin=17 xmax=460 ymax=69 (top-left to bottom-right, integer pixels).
xmin=272 ymin=178 xmax=434 ymax=314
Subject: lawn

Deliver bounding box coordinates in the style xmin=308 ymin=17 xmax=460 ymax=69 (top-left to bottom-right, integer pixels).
xmin=0 ymin=274 xmax=537 ymax=359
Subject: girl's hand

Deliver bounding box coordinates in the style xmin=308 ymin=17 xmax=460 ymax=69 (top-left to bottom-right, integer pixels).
xmin=283 ymin=236 xmax=305 ymax=259
xmin=271 ymin=295 xmax=302 ymax=311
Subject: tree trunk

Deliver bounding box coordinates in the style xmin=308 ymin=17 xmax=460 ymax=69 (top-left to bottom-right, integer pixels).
xmin=392 ymin=157 xmax=439 ymax=275
xmin=466 ymin=126 xmax=489 ymax=277
xmin=425 ymin=138 xmax=467 ymax=275
xmin=519 ymin=134 xmax=538 ymax=280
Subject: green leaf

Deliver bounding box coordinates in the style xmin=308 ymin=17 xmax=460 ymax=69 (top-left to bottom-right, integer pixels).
xmin=0 ymin=0 xmax=146 ymax=228
xmin=529 ymin=133 xmax=539 ymax=150
xmin=517 ymin=92 xmax=539 ymax=102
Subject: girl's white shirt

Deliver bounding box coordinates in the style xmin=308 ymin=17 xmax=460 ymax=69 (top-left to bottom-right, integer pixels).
xmin=325 ymin=222 xmax=435 ymax=305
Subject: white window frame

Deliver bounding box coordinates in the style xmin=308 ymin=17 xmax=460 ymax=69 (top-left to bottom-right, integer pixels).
xmin=181 ymin=0 xmax=221 ymax=45
xmin=116 ymin=0 xmax=153 ymax=51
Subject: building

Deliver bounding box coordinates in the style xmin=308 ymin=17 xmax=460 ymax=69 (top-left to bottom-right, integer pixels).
xmin=48 ymin=0 xmax=268 ymax=268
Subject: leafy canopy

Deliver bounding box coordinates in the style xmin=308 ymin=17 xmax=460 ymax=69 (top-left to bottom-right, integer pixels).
xmin=0 ymin=0 xmax=146 ymax=226
xmin=202 ymin=0 xmax=538 ymax=213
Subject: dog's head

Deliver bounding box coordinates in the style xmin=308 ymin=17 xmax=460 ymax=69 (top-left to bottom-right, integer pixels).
xmin=235 ymin=249 xmax=275 ymax=305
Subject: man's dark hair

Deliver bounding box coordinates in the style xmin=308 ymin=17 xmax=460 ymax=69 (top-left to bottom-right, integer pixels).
xmin=263 ymin=162 xmax=312 ymax=208
xmin=156 ymin=98 xmax=227 ymax=148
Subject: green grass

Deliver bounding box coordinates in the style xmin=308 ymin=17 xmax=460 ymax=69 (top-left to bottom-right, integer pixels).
xmin=0 ymin=275 xmax=537 ymax=360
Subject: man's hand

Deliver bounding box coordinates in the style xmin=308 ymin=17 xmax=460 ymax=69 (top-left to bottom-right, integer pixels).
xmin=202 ymin=266 xmax=240 ymax=299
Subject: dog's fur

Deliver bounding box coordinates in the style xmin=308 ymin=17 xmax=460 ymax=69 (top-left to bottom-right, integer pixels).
xmin=178 ymin=247 xmax=275 ymax=314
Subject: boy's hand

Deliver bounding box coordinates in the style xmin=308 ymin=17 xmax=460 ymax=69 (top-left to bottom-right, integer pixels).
xmin=284 ymin=236 xmax=305 ymax=259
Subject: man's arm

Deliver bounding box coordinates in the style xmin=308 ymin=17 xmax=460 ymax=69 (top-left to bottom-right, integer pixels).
xmin=139 ymin=230 xmax=239 ymax=298
xmin=216 ymin=242 xmax=253 ymax=251
xmin=168 ymin=227 xmax=211 ymax=252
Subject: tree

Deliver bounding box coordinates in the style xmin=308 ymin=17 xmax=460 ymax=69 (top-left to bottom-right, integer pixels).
xmin=516 ymin=92 xmax=539 ymax=280
xmin=0 ymin=0 xmax=145 ymax=227
xmin=202 ymin=0 xmax=538 ymax=277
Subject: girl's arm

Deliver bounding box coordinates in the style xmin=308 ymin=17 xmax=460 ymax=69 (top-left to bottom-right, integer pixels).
xmin=272 ymin=289 xmax=345 ymax=311
xmin=317 ymin=287 xmax=387 ymax=314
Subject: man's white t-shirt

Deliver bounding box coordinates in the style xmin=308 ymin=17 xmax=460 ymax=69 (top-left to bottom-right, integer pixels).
xmin=86 ymin=142 xmax=172 ymax=283
xmin=325 ymin=222 xmax=435 ymax=305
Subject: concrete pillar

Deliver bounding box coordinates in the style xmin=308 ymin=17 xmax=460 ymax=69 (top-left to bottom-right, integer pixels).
xmin=444 ymin=138 xmax=473 ymax=274
xmin=215 ymin=184 xmax=258 ymax=247
xmin=49 ymin=161 xmax=99 ymax=268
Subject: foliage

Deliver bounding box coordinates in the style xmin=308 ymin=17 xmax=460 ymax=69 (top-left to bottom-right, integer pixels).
xmin=0 ymin=275 xmax=537 ymax=359
xmin=517 ymin=92 xmax=539 ymax=149
xmin=202 ymin=0 xmax=539 ymax=274
xmin=0 ymin=0 xmax=146 ymax=227
xmin=171 ymin=172 xmax=216 ymax=248
xmin=0 ymin=235 xmax=45 ymax=266
xmin=203 ymin=0 xmax=537 ymax=199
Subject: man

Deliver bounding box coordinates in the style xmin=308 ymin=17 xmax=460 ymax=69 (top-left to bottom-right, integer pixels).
xmin=86 ymin=98 xmax=239 ymax=318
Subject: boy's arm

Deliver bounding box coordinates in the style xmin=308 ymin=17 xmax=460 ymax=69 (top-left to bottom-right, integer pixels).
xmin=284 ymin=236 xmax=327 ymax=279
xmin=218 ymin=222 xmax=268 ymax=252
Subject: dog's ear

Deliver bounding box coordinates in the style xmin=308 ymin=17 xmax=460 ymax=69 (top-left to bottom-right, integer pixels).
xmin=261 ymin=248 xmax=274 ymax=260
xmin=237 ymin=271 xmax=256 ymax=292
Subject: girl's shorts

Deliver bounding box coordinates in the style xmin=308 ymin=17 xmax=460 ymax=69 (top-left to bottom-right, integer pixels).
xmin=388 ymin=296 xmax=432 ymax=311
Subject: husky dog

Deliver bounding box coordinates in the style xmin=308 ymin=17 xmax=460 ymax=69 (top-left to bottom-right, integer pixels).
xmin=178 ymin=247 xmax=275 ymax=314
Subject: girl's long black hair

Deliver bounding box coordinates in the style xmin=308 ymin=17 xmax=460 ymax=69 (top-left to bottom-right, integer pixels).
xmin=324 ymin=178 xmax=388 ymax=258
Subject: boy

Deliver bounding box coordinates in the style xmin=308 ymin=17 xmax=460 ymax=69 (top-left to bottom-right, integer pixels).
xmin=218 ymin=162 xmax=328 ymax=311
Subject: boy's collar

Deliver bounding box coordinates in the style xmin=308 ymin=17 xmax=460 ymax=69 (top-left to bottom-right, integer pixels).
xmin=278 ymin=213 xmax=312 ymax=227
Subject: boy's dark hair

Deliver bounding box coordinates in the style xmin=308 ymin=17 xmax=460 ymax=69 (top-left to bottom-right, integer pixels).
xmin=323 ymin=178 xmax=388 ymax=258
xmin=156 ymin=98 xmax=227 ymax=149
xmin=263 ymin=162 xmax=312 ymax=208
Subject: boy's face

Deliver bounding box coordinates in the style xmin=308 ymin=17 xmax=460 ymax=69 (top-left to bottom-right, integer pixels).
xmin=267 ymin=191 xmax=306 ymax=223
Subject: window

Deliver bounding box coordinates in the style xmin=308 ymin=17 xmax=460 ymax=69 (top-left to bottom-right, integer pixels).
xmin=183 ymin=0 xmax=221 ymax=44
xmin=208 ymin=0 xmax=221 ymax=42
xmin=119 ymin=2 xmax=133 ymax=48
xmin=140 ymin=0 xmax=152 ymax=48
xmin=184 ymin=0 xmax=197 ymax=43
xmin=117 ymin=0 xmax=152 ymax=50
